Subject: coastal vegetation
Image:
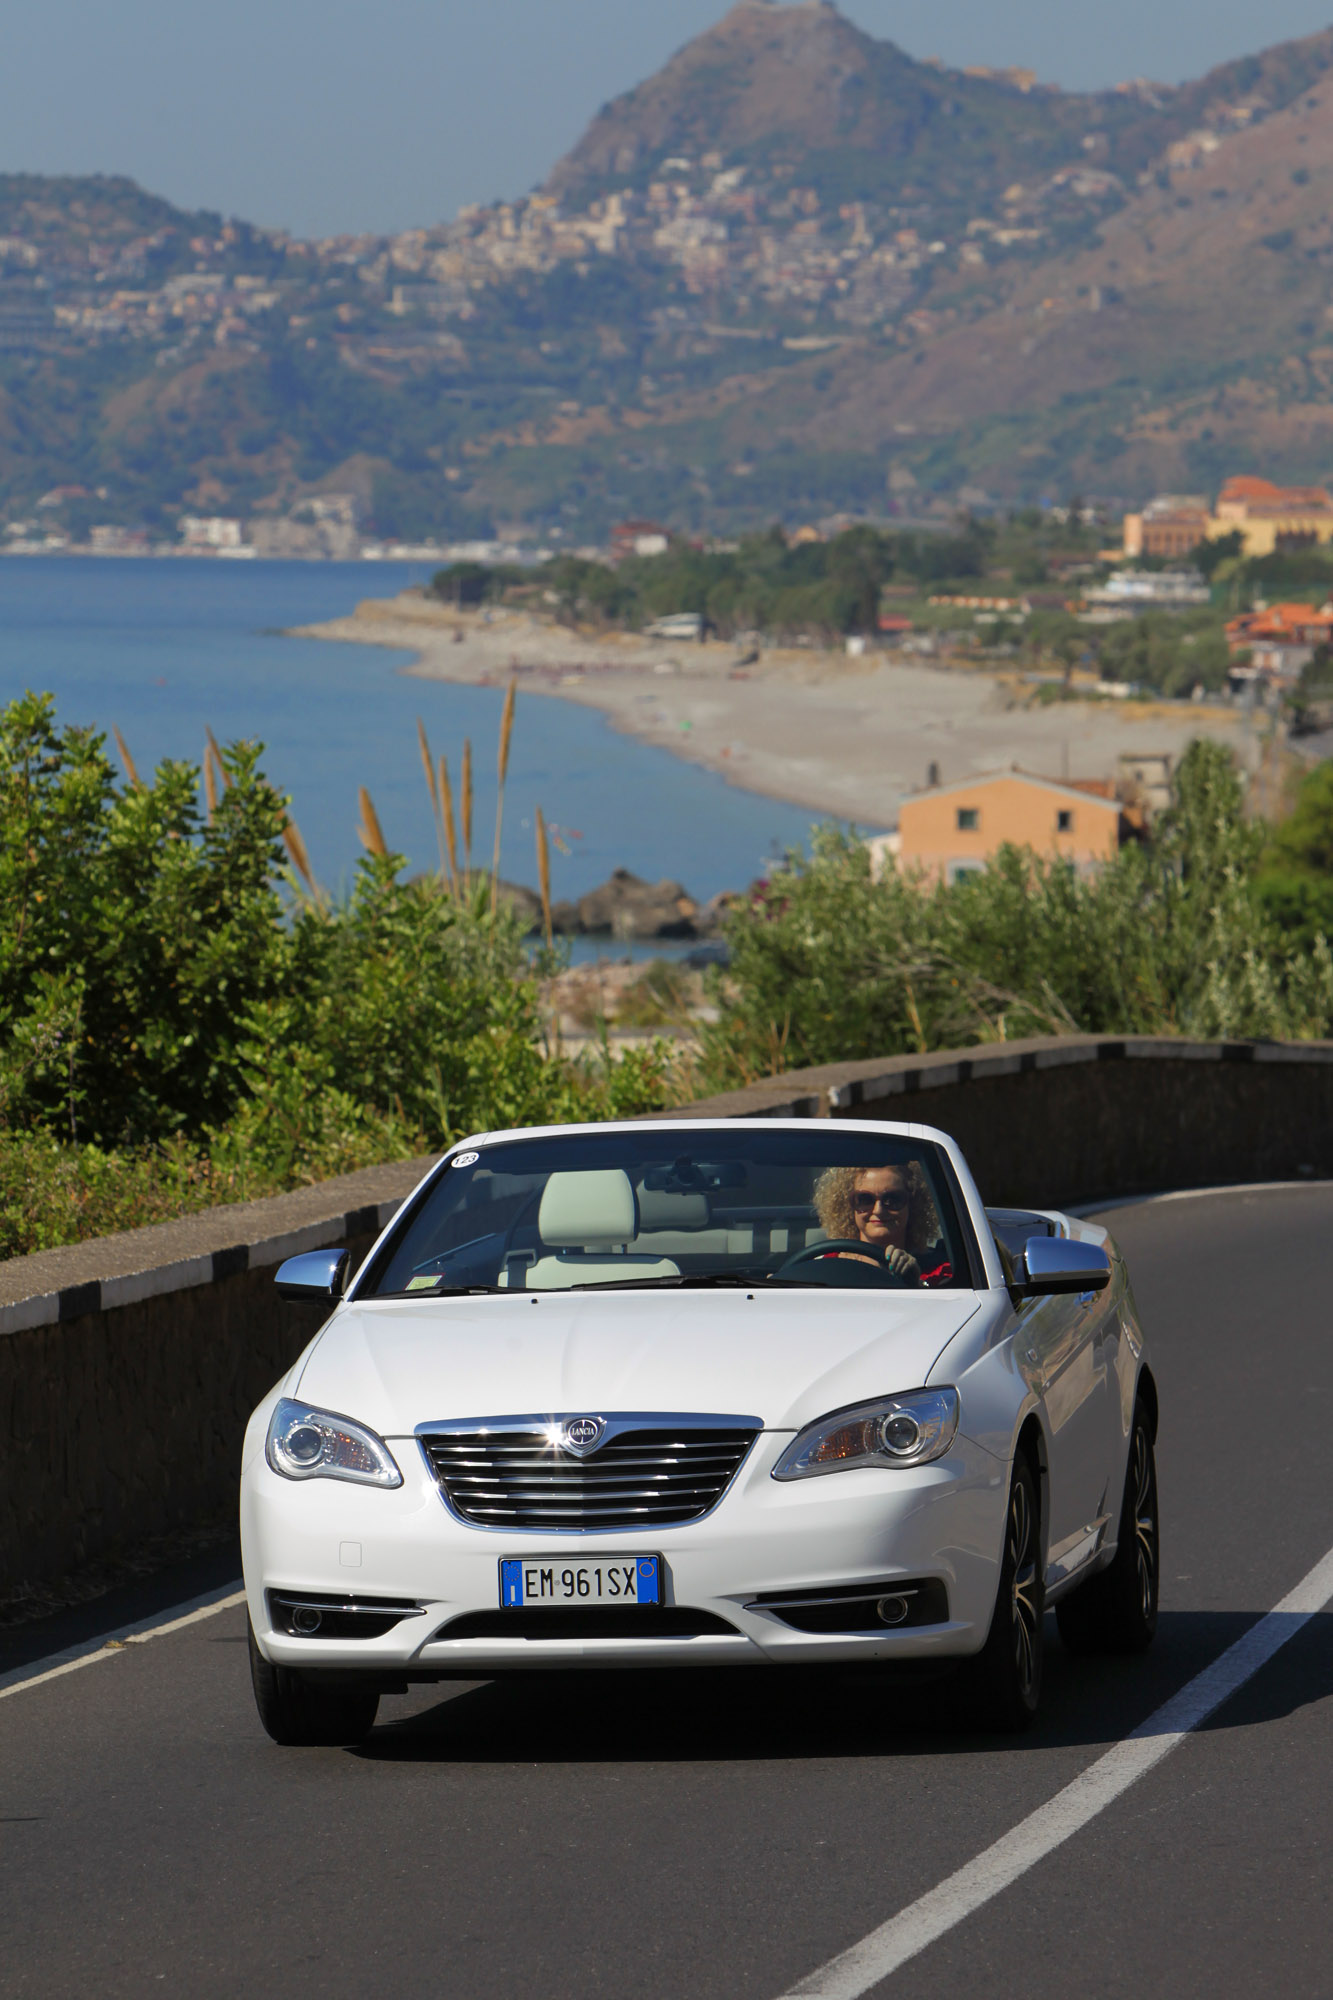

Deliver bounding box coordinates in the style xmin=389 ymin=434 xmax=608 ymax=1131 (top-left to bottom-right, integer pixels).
xmin=0 ymin=691 xmax=673 ymax=1258
xmin=3 ymin=692 xmax=1331 ymax=1261
xmin=700 ymin=742 xmax=1333 ymax=1085
xmin=433 ymin=515 xmax=1250 ymax=697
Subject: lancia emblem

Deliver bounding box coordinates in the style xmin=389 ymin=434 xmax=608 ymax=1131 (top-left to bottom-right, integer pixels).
xmin=562 ymin=1415 xmax=606 ymax=1455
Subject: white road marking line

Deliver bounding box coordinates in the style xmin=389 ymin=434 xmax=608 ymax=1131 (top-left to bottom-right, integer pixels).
xmin=0 ymin=1589 xmax=246 ymax=1703
xmin=1068 ymin=1180 xmax=1330 ymax=1218
xmin=777 ymin=1543 xmax=1333 ymax=2000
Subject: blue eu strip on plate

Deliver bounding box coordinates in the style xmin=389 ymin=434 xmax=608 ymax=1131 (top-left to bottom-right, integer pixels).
xmin=499 ymin=1556 xmax=660 ymax=1607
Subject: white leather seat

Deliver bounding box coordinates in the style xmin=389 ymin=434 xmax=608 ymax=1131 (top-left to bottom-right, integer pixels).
xmin=524 ymin=1168 xmax=679 ymax=1290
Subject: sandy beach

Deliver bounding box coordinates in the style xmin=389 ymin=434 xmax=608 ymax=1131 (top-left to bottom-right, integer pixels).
xmin=292 ymin=592 xmax=1249 ymax=827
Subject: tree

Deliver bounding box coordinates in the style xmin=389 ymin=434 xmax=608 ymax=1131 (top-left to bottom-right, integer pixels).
xmin=432 ymin=561 xmax=494 ymax=608
xmin=1191 ymin=530 xmax=1242 ymax=579
xmin=1256 ymin=757 xmax=1333 ymax=947
xmin=0 ymin=693 xmax=290 ymax=1142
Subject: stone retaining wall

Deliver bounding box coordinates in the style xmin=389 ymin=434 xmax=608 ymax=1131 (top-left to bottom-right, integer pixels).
xmin=653 ymin=1033 xmax=1333 ymax=1206
xmin=0 ymin=1160 xmax=434 ymax=1602
xmin=5 ymin=1032 xmax=1332 ymax=1599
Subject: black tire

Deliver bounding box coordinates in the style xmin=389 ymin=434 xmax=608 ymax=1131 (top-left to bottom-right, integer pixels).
xmin=1056 ymin=1399 xmax=1159 ymax=1657
xmin=954 ymin=1455 xmax=1044 ymax=1731
xmin=248 ymin=1620 xmax=380 ymax=1746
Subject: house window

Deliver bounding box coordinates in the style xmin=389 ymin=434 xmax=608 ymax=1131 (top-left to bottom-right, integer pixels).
xmin=956 ymin=807 xmax=979 ymax=831
xmin=1056 ymin=809 xmax=1074 ymax=834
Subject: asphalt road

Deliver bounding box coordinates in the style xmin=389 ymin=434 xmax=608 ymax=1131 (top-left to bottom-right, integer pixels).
xmin=2 ymin=1185 xmax=1330 ymax=1999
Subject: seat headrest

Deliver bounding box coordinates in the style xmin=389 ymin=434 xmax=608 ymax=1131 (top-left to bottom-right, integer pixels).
xmin=539 ymin=1169 xmax=637 ymax=1248
xmin=635 ymin=1184 xmax=710 ymax=1232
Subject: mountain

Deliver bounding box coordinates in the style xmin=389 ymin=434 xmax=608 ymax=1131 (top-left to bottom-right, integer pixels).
xmin=7 ymin=1 xmax=1333 ymax=540
xmin=549 ymin=0 xmax=1330 ymax=217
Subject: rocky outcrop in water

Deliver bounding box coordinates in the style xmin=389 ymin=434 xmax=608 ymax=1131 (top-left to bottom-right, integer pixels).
xmin=573 ymin=869 xmax=698 ymax=939
xmin=431 ymin=869 xmax=735 ymax=941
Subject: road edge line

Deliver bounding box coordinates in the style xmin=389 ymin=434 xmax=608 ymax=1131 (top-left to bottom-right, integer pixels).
xmin=0 ymin=1589 xmax=246 ymax=1703
xmin=775 ymin=1544 xmax=1333 ymax=2000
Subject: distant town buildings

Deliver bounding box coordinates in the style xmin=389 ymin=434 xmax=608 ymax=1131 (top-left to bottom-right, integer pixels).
xmin=1086 ymin=569 xmax=1211 ymax=608
xmin=611 ymin=520 xmax=672 ymax=559
xmin=1213 ymin=476 xmax=1333 ymax=556
xmin=1225 ymin=602 xmax=1333 ymax=686
xmin=88 ymin=524 xmax=149 ymax=554
xmin=1125 ymin=478 xmax=1333 ymax=561
xmin=1121 ymin=496 xmax=1210 ymax=560
xmin=179 ymin=515 xmax=243 ymax=550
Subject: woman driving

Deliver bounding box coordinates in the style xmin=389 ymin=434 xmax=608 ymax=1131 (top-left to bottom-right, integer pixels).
xmin=813 ymin=1161 xmax=954 ymax=1286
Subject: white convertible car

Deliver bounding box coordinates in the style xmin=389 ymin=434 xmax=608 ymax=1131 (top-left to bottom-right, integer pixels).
xmin=241 ymin=1118 xmax=1159 ymax=1744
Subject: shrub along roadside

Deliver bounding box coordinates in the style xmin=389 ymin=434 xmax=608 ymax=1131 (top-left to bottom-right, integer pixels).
xmin=695 ymin=740 xmax=1333 ymax=1092
xmin=5 ymin=696 xmax=1332 ymax=1262
xmin=0 ymin=692 xmax=679 ymax=1260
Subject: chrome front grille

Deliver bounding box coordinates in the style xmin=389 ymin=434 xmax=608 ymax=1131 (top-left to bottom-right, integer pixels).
xmin=420 ymin=1421 xmax=760 ymax=1530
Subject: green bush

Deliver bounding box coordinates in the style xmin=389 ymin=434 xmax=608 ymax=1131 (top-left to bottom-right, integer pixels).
xmin=1256 ymin=757 xmax=1333 ymax=949
xmin=1093 ymin=611 xmax=1232 ymax=698
xmin=697 ymin=742 xmax=1333 ymax=1090
xmin=0 ymin=693 xmax=684 ymax=1257
xmin=452 ymin=521 xmax=997 ymax=643
xmin=7 ymin=692 xmax=1332 ymax=1261
xmin=1 ymin=692 xmax=290 ymax=1143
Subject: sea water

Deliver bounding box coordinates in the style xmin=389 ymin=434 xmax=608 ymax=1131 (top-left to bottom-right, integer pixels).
xmin=0 ymin=558 xmax=836 ymax=942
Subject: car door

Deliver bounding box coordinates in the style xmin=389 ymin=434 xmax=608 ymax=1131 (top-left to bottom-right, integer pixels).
xmin=1015 ymin=1271 xmax=1113 ymax=1586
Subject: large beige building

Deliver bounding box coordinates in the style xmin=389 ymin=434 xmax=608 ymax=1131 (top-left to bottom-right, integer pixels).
xmin=1209 ymin=476 xmax=1333 ymax=556
xmin=1124 ymin=477 xmax=1333 ymax=561
xmin=896 ymin=771 xmax=1124 ymax=883
xmin=1122 ymin=496 xmax=1210 ymax=560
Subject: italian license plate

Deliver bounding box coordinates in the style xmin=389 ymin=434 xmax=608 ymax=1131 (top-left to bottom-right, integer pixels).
xmin=499 ymin=1555 xmax=660 ymax=1608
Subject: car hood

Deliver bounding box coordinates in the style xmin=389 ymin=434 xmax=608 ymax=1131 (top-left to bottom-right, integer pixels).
xmin=295 ymin=1287 xmax=983 ymax=1436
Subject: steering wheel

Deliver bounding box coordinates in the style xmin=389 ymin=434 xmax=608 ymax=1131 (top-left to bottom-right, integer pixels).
xmin=775 ymin=1239 xmax=915 ymax=1287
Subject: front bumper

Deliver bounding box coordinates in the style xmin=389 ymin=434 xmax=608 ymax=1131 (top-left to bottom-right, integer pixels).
xmin=241 ymin=1427 xmax=1009 ymax=1675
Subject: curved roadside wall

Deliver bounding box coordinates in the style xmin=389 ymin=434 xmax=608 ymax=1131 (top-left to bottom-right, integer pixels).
xmin=3 ymin=1032 xmax=1332 ymax=1603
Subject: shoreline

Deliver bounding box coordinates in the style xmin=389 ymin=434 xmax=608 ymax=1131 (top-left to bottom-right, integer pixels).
xmin=289 ymin=593 xmax=1247 ymax=829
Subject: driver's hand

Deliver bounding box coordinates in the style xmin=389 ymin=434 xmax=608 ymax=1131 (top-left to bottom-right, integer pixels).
xmin=884 ymin=1247 xmax=921 ymax=1280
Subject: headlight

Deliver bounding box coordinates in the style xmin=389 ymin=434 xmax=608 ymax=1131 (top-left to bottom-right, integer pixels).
xmin=772 ymin=1388 xmax=959 ymax=1480
xmin=265 ymin=1398 xmax=403 ymax=1488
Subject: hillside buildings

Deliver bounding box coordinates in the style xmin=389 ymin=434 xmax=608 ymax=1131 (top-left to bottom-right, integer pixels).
xmin=1225 ymin=602 xmax=1333 ymax=682
xmin=1125 ymin=478 xmax=1333 ymax=560
xmin=1213 ymin=477 xmax=1333 ymax=556
xmin=1122 ymin=496 xmax=1210 ymax=560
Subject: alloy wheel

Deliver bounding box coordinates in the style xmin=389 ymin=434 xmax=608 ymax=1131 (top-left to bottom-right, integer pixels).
xmin=1009 ymin=1476 xmax=1040 ymax=1696
xmin=1131 ymin=1425 xmax=1158 ymax=1623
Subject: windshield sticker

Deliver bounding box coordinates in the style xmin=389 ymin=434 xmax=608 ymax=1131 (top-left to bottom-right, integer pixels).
xmin=451 ymin=1150 xmax=480 ymax=1169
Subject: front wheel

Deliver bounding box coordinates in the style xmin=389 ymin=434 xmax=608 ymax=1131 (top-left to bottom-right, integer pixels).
xmin=248 ymin=1620 xmax=380 ymax=1746
xmin=1056 ymin=1399 xmax=1159 ymax=1656
xmin=953 ymin=1455 xmax=1044 ymax=1731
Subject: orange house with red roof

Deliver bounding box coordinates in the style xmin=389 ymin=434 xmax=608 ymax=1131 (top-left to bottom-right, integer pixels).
xmin=1226 ymin=601 xmax=1333 ymax=681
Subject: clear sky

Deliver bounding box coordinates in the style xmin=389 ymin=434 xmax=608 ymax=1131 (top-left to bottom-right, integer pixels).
xmin=4 ymin=0 xmax=1332 ymax=238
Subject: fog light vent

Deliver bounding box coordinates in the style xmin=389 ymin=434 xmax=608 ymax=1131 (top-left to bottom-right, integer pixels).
xmin=267 ymin=1589 xmax=424 ymax=1640
xmin=747 ymin=1576 xmax=949 ymax=1633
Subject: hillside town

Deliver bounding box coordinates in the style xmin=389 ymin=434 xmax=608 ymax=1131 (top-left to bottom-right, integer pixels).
xmin=0 ymin=98 xmax=1278 ymax=371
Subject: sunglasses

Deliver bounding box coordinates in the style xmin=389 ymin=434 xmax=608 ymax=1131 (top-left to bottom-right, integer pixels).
xmin=853 ymin=1189 xmax=909 ymax=1214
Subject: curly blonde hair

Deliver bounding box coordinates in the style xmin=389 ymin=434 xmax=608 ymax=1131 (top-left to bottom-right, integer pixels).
xmin=813 ymin=1162 xmax=941 ymax=1259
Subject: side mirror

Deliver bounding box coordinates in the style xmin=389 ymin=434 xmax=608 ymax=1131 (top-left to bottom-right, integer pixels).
xmin=275 ymin=1248 xmax=349 ymax=1301
xmin=1017 ymin=1235 xmax=1111 ymax=1298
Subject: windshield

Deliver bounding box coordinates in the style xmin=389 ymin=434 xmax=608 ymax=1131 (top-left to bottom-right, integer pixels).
xmin=357 ymin=1128 xmax=978 ymax=1297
